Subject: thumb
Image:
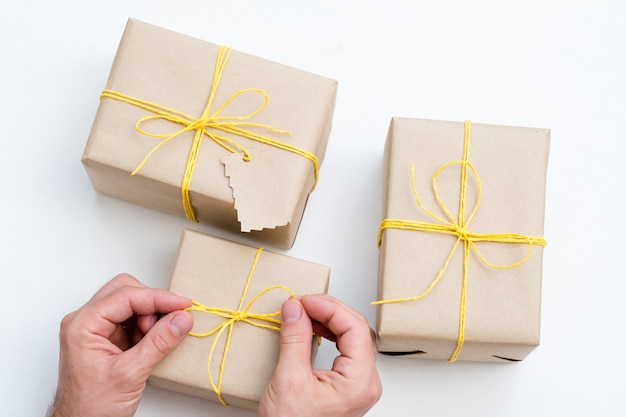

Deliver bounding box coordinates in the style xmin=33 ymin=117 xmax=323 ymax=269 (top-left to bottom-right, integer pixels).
xmin=275 ymin=298 xmax=314 ymax=375
xmin=130 ymin=310 xmax=194 ymax=376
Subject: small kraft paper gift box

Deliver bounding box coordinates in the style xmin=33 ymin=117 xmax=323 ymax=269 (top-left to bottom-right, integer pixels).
xmin=149 ymin=229 xmax=330 ymax=409
xmin=374 ymin=118 xmax=549 ymax=362
xmin=82 ymin=18 xmax=337 ymax=249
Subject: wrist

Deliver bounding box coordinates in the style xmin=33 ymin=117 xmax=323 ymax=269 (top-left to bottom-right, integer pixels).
xmin=47 ymin=394 xmax=74 ymax=417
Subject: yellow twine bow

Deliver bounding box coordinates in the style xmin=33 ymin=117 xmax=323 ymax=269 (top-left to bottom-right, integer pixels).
xmin=101 ymin=45 xmax=320 ymax=223
xmin=185 ymin=247 xmax=294 ymax=406
xmin=373 ymin=120 xmax=546 ymax=362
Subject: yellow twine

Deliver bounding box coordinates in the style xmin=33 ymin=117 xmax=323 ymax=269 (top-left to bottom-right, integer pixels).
xmin=185 ymin=247 xmax=294 ymax=406
xmin=101 ymin=45 xmax=320 ymax=222
xmin=373 ymin=120 xmax=546 ymax=362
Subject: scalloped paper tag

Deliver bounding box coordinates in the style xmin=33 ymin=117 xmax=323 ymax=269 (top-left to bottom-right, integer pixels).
xmin=222 ymin=148 xmax=300 ymax=233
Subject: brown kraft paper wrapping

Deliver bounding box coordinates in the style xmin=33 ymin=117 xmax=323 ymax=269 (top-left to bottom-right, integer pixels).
xmin=82 ymin=18 xmax=337 ymax=249
xmin=375 ymin=118 xmax=550 ymax=362
xmin=149 ymin=229 xmax=330 ymax=409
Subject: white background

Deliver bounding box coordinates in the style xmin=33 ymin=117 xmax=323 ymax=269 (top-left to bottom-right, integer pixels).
xmin=2 ymin=1 xmax=625 ymax=416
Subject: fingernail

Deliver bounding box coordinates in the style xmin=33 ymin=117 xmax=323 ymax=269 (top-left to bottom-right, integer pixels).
xmin=282 ymin=299 xmax=303 ymax=323
xmin=170 ymin=312 xmax=193 ymax=337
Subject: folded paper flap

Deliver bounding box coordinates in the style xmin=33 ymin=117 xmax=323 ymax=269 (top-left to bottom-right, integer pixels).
xmin=89 ymin=18 xmax=337 ymax=231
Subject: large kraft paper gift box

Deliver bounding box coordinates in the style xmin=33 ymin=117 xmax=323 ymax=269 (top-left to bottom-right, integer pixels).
xmin=82 ymin=19 xmax=337 ymax=249
xmin=149 ymin=229 xmax=330 ymax=409
xmin=375 ymin=118 xmax=549 ymax=362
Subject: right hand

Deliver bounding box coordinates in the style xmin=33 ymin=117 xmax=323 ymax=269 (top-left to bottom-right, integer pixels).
xmin=259 ymin=294 xmax=382 ymax=417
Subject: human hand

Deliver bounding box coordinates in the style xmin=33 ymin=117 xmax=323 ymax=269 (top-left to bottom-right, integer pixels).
xmin=259 ymin=294 xmax=382 ymax=417
xmin=48 ymin=273 xmax=194 ymax=417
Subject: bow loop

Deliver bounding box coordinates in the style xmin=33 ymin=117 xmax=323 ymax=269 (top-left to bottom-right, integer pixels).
xmin=210 ymin=87 xmax=270 ymax=122
xmin=135 ymin=113 xmax=197 ymax=139
xmin=431 ymin=160 xmax=482 ymax=229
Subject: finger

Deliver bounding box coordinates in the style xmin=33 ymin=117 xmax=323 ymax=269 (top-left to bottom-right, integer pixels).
xmin=137 ymin=313 xmax=159 ymax=335
xmin=109 ymin=322 xmax=132 ymax=351
xmin=77 ymin=286 xmax=191 ymax=342
xmin=87 ymin=286 xmax=192 ymax=327
xmin=300 ymin=295 xmax=377 ymax=369
xmin=120 ymin=310 xmax=194 ymax=377
xmin=303 ymin=293 xmax=365 ymax=320
xmin=274 ymin=298 xmax=314 ymax=378
xmin=132 ymin=322 xmax=145 ymax=346
xmin=311 ymin=319 xmax=336 ymax=342
xmin=89 ymin=273 xmax=146 ymax=303
xmin=110 ymin=315 xmax=143 ymax=350
xmin=133 ymin=314 xmax=159 ymax=346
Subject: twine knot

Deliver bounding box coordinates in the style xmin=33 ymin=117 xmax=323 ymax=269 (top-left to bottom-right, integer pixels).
xmin=185 ymin=247 xmax=294 ymax=406
xmin=456 ymin=227 xmax=470 ymax=241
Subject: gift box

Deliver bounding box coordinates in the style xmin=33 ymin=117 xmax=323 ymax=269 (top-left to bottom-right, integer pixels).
xmin=149 ymin=229 xmax=330 ymax=409
xmin=375 ymin=118 xmax=550 ymax=362
xmin=82 ymin=18 xmax=337 ymax=249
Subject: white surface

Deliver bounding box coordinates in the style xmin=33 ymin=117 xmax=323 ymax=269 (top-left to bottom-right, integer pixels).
xmin=1 ymin=1 xmax=625 ymax=416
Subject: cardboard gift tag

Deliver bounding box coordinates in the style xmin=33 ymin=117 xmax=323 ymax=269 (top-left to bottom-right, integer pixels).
xmin=222 ymin=146 xmax=309 ymax=233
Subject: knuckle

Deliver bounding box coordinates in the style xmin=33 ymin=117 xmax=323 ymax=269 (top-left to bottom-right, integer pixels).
xmin=369 ymin=328 xmax=379 ymax=353
xmin=112 ymin=273 xmax=138 ymax=284
xmin=59 ymin=311 xmax=76 ymax=330
xmin=367 ymin=376 xmax=383 ymax=403
xmin=350 ymin=372 xmax=382 ymax=408
xmin=109 ymin=273 xmax=144 ymax=293
xmin=346 ymin=305 xmax=368 ymax=324
xmin=280 ymin=332 xmax=309 ymax=347
xmin=280 ymin=326 xmax=311 ymax=347
xmin=369 ymin=327 xmax=377 ymax=342
xmin=59 ymin=311 xmax=79 ymax=340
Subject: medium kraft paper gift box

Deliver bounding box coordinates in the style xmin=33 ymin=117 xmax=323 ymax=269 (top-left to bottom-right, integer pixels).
xmin=82 ymin=19 xmax=337 ymax=249
xmin=149 ymin=229 xmax=330 ymax=409
xmin=375 ymin=118 xmax=549 ymax=362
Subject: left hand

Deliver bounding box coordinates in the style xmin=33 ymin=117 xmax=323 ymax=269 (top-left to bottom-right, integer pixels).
xmin=48 ymin=273 xmax=194 ymax=417
xmin=259 ymin=294 xmax=382 ymax=417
